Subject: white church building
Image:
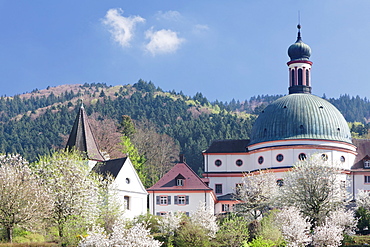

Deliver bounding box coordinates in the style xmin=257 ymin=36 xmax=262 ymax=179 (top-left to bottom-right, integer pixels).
xmin=65 ymin=105 xmax=148 ymax=219
xmin=202 ymin=25 xmax=370 ymax=214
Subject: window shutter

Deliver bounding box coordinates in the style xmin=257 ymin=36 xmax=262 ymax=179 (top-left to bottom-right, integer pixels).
xmin=156 ymin=196 xmax=160 ymax=205
xmin=168 ymin=196 xmax=171 ymax=205
xmin=186 ymin=196 xmax=189 ymax=204
xmin=174 ymin=196 xmax=178 ymax=204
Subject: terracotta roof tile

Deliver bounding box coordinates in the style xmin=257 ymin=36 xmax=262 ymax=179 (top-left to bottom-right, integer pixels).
xmin=352 ymin=139 xmax=370 ymax=169
xmin=147 ymin=162 xmax=212 ymax=191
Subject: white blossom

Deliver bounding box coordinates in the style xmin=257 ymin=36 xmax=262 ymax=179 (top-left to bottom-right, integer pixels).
xmin=309 ymin=208 xmax=355 ymax=247
xmin=78 ymin=225 xmax=110 ymax=247
xmin=275 ymin=206 xmax=311 ymax=247
xmin=111 ymin=221 xmax=162 ymax=247
xmin=236 ymin=170 xmax=278 ymax=219
xmin=190 ymin=202 xmax=218 ymax=238
xmin=278 ymin=155 xmax=347 ymax=226
xmin=328 ymin=208 xmax=357 ymax=235
xmin=79 ymin=220 xmax=162 ymax=247
xmin=312 ymin=219 xmax=344 ymax=247
xmin=158 ymin=211 xmax=182 ymax=235
xmin=35 ymin=151 xmax=100 ymax=237
xmin=0 ymin=154 xmax=52 ymax=242
xmin=356 ymin=189 xmax=370 ymax=210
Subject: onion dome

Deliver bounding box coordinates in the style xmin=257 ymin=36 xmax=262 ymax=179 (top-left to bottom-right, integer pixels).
xmin=288 ymin=24 xmax=311 ymax=61
xmin=250 ymin=93 xmax=352 ymax=145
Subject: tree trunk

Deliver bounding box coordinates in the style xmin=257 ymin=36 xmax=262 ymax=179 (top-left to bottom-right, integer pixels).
xmin=6 ymin=227 xmax=12 ymax=243
xmin=58 ymin=224 xmax=64 ymax=238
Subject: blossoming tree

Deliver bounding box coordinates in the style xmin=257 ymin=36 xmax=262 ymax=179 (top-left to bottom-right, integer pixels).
xmin=235 ymin=170 xmax=278 ymax=219
xmin=34 ymin=151 xmax=100 ymax=240
xmin=0 ymin=154 xmax=51 ymax=242
xmin=278 ymin=156 xmax=347 ymax=227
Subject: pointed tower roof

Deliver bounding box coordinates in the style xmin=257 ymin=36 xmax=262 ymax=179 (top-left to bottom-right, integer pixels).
xmin=147 ymin=156 xmax=212 ymax=191
xmin=65 ymin=105 xmax=105 ymax=161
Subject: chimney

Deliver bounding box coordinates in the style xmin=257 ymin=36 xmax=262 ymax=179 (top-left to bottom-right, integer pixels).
xmin=179 ymin=154 xmax=185 ymax=163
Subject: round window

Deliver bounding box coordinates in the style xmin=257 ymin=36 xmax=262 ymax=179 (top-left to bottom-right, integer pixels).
xmin=321 ymin=154 xmax=328 ymax=161
xmin=215 ymin=159 xmax=222 ymax=167
xmin=236 ymin=159 xmax=243 ymax=167
xmin=298 ymin=153 xmax=307 ymax=161
xmin=276 ymin=154 xmax=284 ymax=162
xmin=125 ymin=178 xmax=130 ymax=184
xmin=258 ymin=156 xmax=264 ymax=165
xmin=340 ymin=156 xmax=345 ymax=162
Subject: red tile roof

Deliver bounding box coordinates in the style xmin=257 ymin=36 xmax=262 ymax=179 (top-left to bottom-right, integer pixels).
xmin=147 ymin=162 xmax=212 ymax=191
xmin=352 ymin=139 xmax=370 ymax=169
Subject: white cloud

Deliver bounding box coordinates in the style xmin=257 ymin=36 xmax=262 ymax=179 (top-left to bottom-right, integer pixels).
xmin=102 ymin=8 xmax=145 ymax=48
xmin=145 ymin=28 xmax=185 ymax=56
xmin=194 ymin=24 xmax=209 ymax=32
xmin=155 ymin=10 xmax=182 ymax=21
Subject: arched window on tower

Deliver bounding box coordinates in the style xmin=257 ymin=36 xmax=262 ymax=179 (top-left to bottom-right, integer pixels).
xmin=298 ymin=68 xmax=303 ymax=85
xmin=306 ymin=69 xmax=310 ymax=86
xmin=291 ymin=70 xmax=295 ymax=85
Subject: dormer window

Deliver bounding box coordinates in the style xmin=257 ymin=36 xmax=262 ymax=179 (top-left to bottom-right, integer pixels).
xmin=175 ymin=174 xmax=185 ymax=186
xmin=365 ymin=160 xmax=370 ymax=168
xmin=177 ymin=179 xmax=184 ymax=186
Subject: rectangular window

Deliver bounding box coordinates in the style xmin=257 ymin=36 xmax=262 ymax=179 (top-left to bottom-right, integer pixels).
xmin=222 ymin=204 xmax=230 ymax=212
xmin=365 ymin=160 xmax=370 ymax=168
xmin=124 ymin=196 xmax=130 ymax=210
xmin=174 ymin=195 xmax=189 ymax=205
xmin=178 ymin=195 xmax=186 ymax=205
xmin=177 ymin=179 xmax=184 ymax=186
xmin=365 ymin=176 xmax=370 ymax=183
xmin=160 ymin=196 xmax=168 ymax=205
xmin=215 ymin=184 xmax=223 ymax=194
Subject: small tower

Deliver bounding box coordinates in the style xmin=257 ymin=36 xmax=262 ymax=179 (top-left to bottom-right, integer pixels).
xmin=287 ymin=24 xmax=312 ymax=94
xmin=65 ymin=105 xmax=105 ymax=162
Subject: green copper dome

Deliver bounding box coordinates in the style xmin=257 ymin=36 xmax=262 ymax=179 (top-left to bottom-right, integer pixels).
xmin=288 ymin=36 xmax=311 ymax=61
xmin=250 ymin=94 xmax=352 ymax=145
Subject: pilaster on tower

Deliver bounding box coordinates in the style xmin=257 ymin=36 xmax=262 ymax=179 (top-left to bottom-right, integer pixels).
xmin=287 ymin=25 xmax=312 ymax=94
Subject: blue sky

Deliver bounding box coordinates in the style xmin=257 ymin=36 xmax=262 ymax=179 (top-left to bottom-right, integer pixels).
xmin=0 ymin=1 xmax=369 ymax=102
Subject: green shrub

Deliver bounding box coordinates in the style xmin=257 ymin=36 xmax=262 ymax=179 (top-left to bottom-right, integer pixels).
xmin=246 ymin=236 xmax=276 ymax=247
xmin=13 ymin=233 xmax=44 ymax=243
xmin=355 ymin=206 xmax=370 ymax=234
xmin=0 ymin=228 xmax=45 ymax=244
xmin=215 ymin=215 xmax=249 ymax=247
xmin=133 ymin=213 xmax=161 ymax=234
xmin=58 ymin=218 xmax=88 ymax=247
xmin=257 ymin=210 xmax=284 ymax=246
xmin=0 ymin=243 xmax=57 ymax=247
xmin=351 ymin=235 xmax=370 ymax=245
xmin=173 ymin=220 xmax=211 ymax=247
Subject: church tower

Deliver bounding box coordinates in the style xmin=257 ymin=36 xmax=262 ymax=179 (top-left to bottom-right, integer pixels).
xmin=65 ymin=105 xmax=105 ymax=162
xmin=287 ymin=25 xmax=312 ymax=94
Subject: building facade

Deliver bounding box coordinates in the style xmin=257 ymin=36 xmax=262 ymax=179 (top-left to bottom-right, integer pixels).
xmin=147 ymin=156 xmax=216 ymax=216
xmin=203 ymin=25 xmax=370 ymax=213
xmin=66 ymin=105 xmax=148 ymax=219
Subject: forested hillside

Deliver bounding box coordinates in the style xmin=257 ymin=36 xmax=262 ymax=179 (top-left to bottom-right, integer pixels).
xmin=0 ymin=80 xmax=369 ymax=173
